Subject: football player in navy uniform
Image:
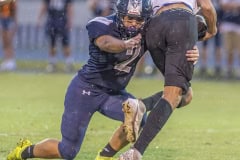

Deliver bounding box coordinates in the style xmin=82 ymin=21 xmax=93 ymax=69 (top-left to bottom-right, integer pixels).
xmin=6 ymin=0 xmax=200 ymax=159
xmin=37 ymin=0 xmax=74 ymax=72
xmin=119 ymin=0 xmax=217 ymax=159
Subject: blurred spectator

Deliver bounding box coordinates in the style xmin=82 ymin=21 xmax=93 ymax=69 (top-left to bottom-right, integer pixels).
xmin=199 ymin=0 xmax=223 ymax=78
xmin=0 ymin=0 xmax=17 ymax=71
xmin=87 ymin=0 xmax=115 ymax=17
xmin=37 ymin=0 xmax=74 ymax=73
xmin=220 ymin=0 xmax=240 ymax=78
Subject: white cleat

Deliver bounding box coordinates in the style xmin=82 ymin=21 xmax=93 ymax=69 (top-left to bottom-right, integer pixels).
xmin=119 ymin=148 xmax=142 ymax=160
xmin=122 ymin=98 xmax=146 ymax=142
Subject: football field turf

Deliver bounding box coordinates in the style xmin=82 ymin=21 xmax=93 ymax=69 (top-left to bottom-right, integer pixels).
xmin=0 ymin=73 xmax=240 ymax=160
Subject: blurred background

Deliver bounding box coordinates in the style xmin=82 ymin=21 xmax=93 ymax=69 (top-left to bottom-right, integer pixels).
xmin=0 ymin=1 xmax=240 ymax=159
xmin=0 ymin=0 xmax=240 ymax=80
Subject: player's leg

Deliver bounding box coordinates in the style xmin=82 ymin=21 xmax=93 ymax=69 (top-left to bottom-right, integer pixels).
xmin=223 ymin=32 xmax=234 ymax=78
xmin=95 ymin=92 xmax=132 ymax=159
xmin=236 ymin=33 xmax=240 ymax=78
xmin=95 ymin=124 xmax=128 ymax=160
xmin=7 ymin=75 xmax=102 ymax=159
xmin=96 ymin=89 xmax=192 ymax=160
xmin=96 ymin=91 xmax=147 ymax=159
xmin=199 ymin=41 xmax=208 ymax=77
xmin=214 ymin=29 xmax=222 ymax=77
xmin=57 ymin=76 xmax=106 ymax=159
xmin=0 ymin=18 xmax=16 ymax=71
xmin=46 ymin=25 xmax=57 ymax=72
xmin=61 ymin=26 xmax=74 ymax=72
xmin=119 ymin=9 xmax=197 ymax=159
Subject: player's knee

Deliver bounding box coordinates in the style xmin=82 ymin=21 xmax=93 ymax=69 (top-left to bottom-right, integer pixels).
xmin=187 ymin=94 xmax=193 ymax=104
xmin=163 ymin=86 xmax=183 ymax=108
xmin=178 ymin=87 xmax=193 ymax=108
xmin=163 ymin=94 xmax=182 ymax=109
xmin=184 ymin=87 xmax=193 ymax=105
xmin=58 ymin=141 xmax=78 ymax=160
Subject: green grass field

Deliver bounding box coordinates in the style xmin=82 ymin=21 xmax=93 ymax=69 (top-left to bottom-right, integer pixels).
xmin=0 ymin=72 xmax=240 ymax=160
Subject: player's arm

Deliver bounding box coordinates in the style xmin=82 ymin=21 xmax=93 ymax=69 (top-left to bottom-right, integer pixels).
xmin=197 ymin=0 xmax=217 ymax=40
xmin=95 ymin=34 xmax=142 ymax=53
xmin=186 ymin=45 xmax=199 ymax=65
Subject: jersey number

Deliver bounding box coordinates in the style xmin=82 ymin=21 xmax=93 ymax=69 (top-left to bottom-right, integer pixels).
xmin=114 ymin=45 xmax=141 ymax=73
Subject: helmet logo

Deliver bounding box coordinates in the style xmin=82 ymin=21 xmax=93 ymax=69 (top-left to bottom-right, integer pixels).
xmin=127 ymin=0 xmax=142 ymax=16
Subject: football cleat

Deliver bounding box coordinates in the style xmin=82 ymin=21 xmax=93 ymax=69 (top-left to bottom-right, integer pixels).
xmin=118 ymin=148 xmax=142 ymax=160
xmin=122 ymin=98 xmax=146 ymax=142
xmin=7 ymin=138 xmax=32 ymax=160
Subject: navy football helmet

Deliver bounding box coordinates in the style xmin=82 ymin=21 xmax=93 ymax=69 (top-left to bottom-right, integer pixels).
xmin=116 ymin=0 xmax=153 ymax=38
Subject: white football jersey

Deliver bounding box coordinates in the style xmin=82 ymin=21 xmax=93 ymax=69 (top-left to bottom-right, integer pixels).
xmin=151 ymin=0 xmax=198 ymax=14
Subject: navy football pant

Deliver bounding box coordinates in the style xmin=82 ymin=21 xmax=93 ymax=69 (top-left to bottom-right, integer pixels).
xmin=58 ymin=75 xmax=146 ymax=159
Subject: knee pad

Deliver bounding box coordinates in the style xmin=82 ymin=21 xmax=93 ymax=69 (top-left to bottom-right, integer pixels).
xmin=58 ymin=140 xmax=78 ymax=160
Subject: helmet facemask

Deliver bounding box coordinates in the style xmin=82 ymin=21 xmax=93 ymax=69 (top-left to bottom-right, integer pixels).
xmin=116 ymin=0 xmax=152 ymax=39
xmin=117 ymin=13 xmax=145 ymax=38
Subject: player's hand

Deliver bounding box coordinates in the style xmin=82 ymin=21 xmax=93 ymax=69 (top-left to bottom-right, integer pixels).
xmin=124 ymin=34 xmax=142 ymax=50
xmin=186 ymin=45 xmax=199 ymax=65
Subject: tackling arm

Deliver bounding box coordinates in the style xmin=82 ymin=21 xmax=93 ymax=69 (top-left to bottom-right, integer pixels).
xmin=95 ymin=34 xmax=142 ymax=53
xmin=197 ymin=0 xmax=218 ymax=40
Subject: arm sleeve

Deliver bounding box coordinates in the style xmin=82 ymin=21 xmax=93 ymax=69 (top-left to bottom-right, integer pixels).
xmin=86 ymin=17 xmax=113 ymax=43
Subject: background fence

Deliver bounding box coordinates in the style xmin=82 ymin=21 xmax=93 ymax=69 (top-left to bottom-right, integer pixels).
xmin=1 ymin=0 xmax=240 ymax=76
xmin=0 ymin=0 xmax=92 ymax=62
xmin=14 ymin=24 xmax=89 ymax=62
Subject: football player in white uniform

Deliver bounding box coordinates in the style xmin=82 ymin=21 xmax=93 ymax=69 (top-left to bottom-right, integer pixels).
xmin=119 ymin=0 xmax=217 ymax=159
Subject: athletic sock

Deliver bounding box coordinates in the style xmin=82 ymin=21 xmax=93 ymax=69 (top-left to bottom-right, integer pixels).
xmin=134 ymin=98 xmax=172 ymax=155
xmin=21 ymin=145 xmax=35 ymax=159
xmin=141 ymin=91 xmax=163 ymax=111
xmin=100 ymin=143 xmax=117 ymax=157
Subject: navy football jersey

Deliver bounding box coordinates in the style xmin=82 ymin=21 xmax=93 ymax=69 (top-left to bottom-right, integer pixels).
xmin=44 ymin=0 xmax=72 ymax=23
xmin=78 ymin=14 xmax=147 ymax=91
